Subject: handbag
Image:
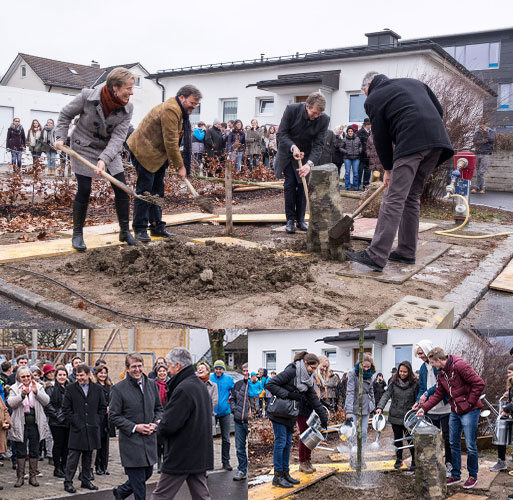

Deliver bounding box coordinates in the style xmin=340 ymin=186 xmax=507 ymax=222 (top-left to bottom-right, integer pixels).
xmin=267 ymin=395 xmax=299 ymax=418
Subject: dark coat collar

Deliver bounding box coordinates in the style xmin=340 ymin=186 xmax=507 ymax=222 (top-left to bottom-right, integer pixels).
xmin=367 ymin=74 xmax=389 ymax=96
xmin=166 ymin=365 xmax=195 ymax=398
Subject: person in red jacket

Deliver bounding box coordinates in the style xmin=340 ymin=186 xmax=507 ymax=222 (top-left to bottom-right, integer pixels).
xmin=416 ymin=347 xmax=484 ymax=490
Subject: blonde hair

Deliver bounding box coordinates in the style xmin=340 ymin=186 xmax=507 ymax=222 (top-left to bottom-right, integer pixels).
xmin=106 ymin=67 xmax=135 ymax=90
xmin=362 ymin=353 xmax=376 ymax=373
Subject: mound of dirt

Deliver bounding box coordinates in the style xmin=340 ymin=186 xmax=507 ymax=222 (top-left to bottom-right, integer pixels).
xmin=62 ymin=240 xmax=314 ymax=300
xmin=359 ymin=181 xmax=384 ymax=218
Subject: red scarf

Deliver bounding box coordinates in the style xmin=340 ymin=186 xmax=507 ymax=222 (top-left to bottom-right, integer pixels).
xmin=155 ymin=379 xmax=168 ymax=405
xmin=100 ymin=86 xmax=125 ymax=118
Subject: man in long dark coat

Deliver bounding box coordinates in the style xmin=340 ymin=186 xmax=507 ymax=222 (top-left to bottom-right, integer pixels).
xmin=62 ymin=364 xmax=106 ymax=493
xmin=345 ymin=72 xmax=454 ymax=271
xmin=275 ymin=92 xmax=329 ymax=234
xmin=151 ymin=348 xmax=213 ymax=500
xmin=110 ymin=353 xmax=163 ymax=500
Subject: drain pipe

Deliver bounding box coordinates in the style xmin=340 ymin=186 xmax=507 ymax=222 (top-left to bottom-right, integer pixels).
xmin=155 ymin=77 xmax=166 ymax=102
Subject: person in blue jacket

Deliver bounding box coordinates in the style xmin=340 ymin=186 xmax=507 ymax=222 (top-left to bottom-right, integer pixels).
xmin=412 ymin=339 xmax=452 ymax=476
xmin=248 ymin=373 xmax=263 ymax=417
xmin=210 ymin=360 xmax=235 ymax=470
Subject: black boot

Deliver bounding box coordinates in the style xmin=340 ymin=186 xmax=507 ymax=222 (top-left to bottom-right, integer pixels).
xmin=72 ymin=199 xmax=88 ymax=251
xmin=272 ymin=471 xmax=293 ymax=488
xmin=283 ymin=469 xmax=300 ymax=485
xmin=115 ymin=198 xmax=138 ymax=246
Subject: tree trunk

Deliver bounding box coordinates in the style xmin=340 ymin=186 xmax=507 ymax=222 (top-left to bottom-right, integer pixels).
xmin=414 ymin=427 xmax=447 ymax=500
xmin=224 ymin=162 xmax=233 ymax=236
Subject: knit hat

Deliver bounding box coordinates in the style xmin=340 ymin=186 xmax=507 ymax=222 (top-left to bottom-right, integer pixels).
xmin=250 ymin=372 xmax=257 ymax=377
xmin=213 ymin=360 xmax=226 ymax=370
xmin=30 ymin=365 xmax=42 ymax=374
xmin=351 ymin=123 xmax=359 ymax=131
xmin=43 ymin=364 xmax=55 ymax=375
xmin=155 ymin=363 xmax=168 ymax=373
xmin=213 ymin=119 xmax=221 ymax=126
xmin=346 ymin=125 xmax=355 ymax=133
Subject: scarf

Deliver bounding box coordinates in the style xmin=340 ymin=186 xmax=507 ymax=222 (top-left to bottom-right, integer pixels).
xmin=43 ymin=125 xmax=54 ymax=144
xmin=28 ymin=128 xmax=42 ymax=147
xmin=155 ymin=379 xmax=168 ymax=405
xmin=394 ymin=377 xmax=411 ymax=389
xmin=354 ymin=363 xmax=374 ymax=380
xmin=10 ymin=124 xmax=22 ymax=132
xmin=22 ymin=385 xmax=35 ymax=412
xmin=295 ymin=360 xmax=314 ymax=393
xmin=175 ymin=96 xmax=192 ymax=175
xmin=100 ymin=85 xmax=125 ymax=118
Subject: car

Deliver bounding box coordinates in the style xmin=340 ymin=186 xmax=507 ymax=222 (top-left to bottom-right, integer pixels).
xmin=225 ymin=370 xmax=243 ymax=383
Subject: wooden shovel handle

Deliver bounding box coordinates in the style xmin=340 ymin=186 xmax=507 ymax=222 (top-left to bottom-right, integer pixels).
xmin=183 ymin=177 xmax=199 ymax=198
xmin=297 ymin=159 xmax=311 ymax=217
xmin=351 ymin=183 xmax=386 ymax=218
xmin=60 ymin=145 xmax=135 ymax=198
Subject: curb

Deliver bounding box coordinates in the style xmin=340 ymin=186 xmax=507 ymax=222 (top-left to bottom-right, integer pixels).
xmin=0 ymin=278 xmax=113 ymax=329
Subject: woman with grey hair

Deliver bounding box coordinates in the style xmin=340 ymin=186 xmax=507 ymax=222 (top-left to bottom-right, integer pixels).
xmin=8 ymin=366 xmax=50 ymax=488
xmin=54 ymin=67 xmax=138 ymax=251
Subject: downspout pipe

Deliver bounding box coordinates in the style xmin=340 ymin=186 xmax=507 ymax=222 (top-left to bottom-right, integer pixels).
xmin=155 ymin=77 xmax=165 ymax=102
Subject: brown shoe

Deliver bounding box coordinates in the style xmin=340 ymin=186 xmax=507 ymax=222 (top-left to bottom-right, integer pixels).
xmin=29 ymin=458 xmax=39 ymax=486
xmin=299 ymin=461 xmax=315 ymax=474
xmin=479 ymin=189 xmax=486 ymax=194
xmin=15 ymin=458 xmax=25 ymax=487
xmin=307 ymin=461 xmax=317 ymax=473
xmin=471 ymin=188 xmax=477 ymax=194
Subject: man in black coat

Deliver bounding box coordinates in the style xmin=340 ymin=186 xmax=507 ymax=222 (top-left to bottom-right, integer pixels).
xmin=151 ymin=348 xmax=213 ymax=500
xmin=229 ymin=362 xmax=249 ymax=481
xmin=345 ymin=72 xmax=454 ymax=271
xmin=357 ymin=118 xmax=372 ymax=189
xmin=275 ymin=92 xmax=330 ymax=233
xmin=110 ymin=353 xmax=163 ymax=500
xmin=204 ymin=121 xmax=226 ymax=159
xmin=62 ymin=364 xmax=107 ymax=493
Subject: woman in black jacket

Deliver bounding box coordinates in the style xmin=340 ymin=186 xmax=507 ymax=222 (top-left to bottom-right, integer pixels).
xmin=266 ymin=351 xmax=328 ymax=488
xmin=45 ymin=367 xmax=69 ymax=478
xmin=94 ymin=366 xmax=113 ymax=475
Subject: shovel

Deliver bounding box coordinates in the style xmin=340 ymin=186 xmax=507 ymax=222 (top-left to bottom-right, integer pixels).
xmin=329 ymin=183 xmax=386 ymax=240
xmin=182 ymin=177 xmax=215 ymax=214
xmin=60 ymin=145 xmax=163 ymax=207
xmin=297 ymin=159 xmax=311 ymax=217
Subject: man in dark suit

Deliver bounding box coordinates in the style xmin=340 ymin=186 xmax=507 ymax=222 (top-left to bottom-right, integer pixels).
xmin=345 ymin=72 xmax=453 ymax=271
xmin=110 ymin=353 xmax=163 ymax=500
xmin=151 ymin=347 xmax=213 ymax=500
xmin=62 ymin=364 xmax=107 ymax=493
xmin=275 ymin=92 xmax=330 ymax=234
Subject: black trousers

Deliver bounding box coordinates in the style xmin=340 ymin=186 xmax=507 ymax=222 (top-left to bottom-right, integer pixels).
xmin=15 ymin=422 xmax=39 ymax=459
xmin=95 ymin=431 xmax=109 ymax=471
xmin=428 ymin=413 xmax=452 ymax=465
xmin=75 ymin=172 xmax=129 ymax=204
xmin=118 ymin=465 xmax=153 ymax=500
xmin=65 ymin=449 xmax=93 ymax=483
xmin=283 ymin=161 xmax=308 ymax=223
xmin=392 ymin=423 xmax=414 ymax=461
xmin=358 ymin=160 xmax=371 ymax=187
xmin=50 ymin=425 xmax=69 ymax=470
xmin=131 ymin=151 xmax=167 ymax=231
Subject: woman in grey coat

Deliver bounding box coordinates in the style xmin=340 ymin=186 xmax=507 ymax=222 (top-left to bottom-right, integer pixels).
xmin=376 ymin=361 xmax=418 ymax=470
xmin=54 ymin=68 xmax=137 ymax=251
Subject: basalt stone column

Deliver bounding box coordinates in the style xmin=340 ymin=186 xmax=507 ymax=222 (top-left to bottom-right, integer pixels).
xmin=414 ymin=426 xmax=447 ymax=500
xmin=307 ymin=164 xmax=348 ymax=261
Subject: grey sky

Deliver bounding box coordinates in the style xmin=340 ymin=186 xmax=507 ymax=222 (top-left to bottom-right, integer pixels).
xmin=3 ymin=0 xmax=512 ymax=76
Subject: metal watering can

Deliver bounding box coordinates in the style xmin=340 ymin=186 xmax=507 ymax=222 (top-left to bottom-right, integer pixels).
xmin=370 ymin=413 xmax=386 ymax=451
xmin=394 ymin=410 xmax=435 ymax=451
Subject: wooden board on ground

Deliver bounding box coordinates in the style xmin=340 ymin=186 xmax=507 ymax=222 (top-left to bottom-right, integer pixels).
xmin=0 ymin=234 xmax=125 ymax=263
xmin=249 ymin=467 xmax=336 ymax=500
xmin=56 ymin=212 xmax=215 ymax=237
xmin=490 ymin=257 xmax=513 ymax=293
xmin=351 ymin=218 xmax=438 ymax=241
xmin=214 ymin=213 xmax=309 ymax=224
xmin=328 ymin=449 xmax=392 ymax=461
xmin=447 ymin=494 xmax=488 ymax=500
xmin=336 ymin=241 xmax=451 ymax=284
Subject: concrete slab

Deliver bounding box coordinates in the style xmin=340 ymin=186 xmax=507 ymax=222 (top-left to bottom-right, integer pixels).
xmin=351 ymin=219 xmax=438 ymax=241
xmin=215 ymin=213 xmax=309 ymax=224
xmin=56 ymin=212 xmax=215 ymax=237
xmin=369 ymin=295 xmax=454 ymax=329
xmin=249 ymin=466 xmax=336 ymax=500
xmin=447 ymin=495 xmax=488 ymax=500
xmin=490 ymin=257 xmax=513 ymax=293
xmin=336 ymin=240 xmax=451 ymax=284
xmin=472 ymin=460 xmax=499 ymax=491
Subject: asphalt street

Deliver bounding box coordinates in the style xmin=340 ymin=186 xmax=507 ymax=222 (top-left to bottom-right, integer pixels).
xmin=470 ymin=190 xmax=513 ymax=211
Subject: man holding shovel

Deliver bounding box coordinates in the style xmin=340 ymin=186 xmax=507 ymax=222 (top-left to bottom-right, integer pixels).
xmin=275 ymin=92 xmax=329 ymax=234
xmin=345 ymin=72 xmax=453 ymax=271
xmin=127 ymin=85 xmax=202 ymax=242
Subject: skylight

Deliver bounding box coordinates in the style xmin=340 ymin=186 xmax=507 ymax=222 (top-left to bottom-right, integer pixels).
xmin=68 ymin=67 xmax=78 ymax=75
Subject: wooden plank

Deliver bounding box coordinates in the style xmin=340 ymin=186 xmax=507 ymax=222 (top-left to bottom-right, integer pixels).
xmin=447 ymin=494 xmax=488 ymax=500
xmin=249 ymin=467 xmax=336 ymax=500
xmin=56 ymin=212 xmax=215 ymax=237
xmin=328 ymin=449 xmax=392 ymax=461
xmin=490 ymin=257 xmax=513 ymax=293
xmin=336 ymin=241 xmax=451 ymax=284
xmin=212 ymin=213 xmax=309 ymax=224
xmin=352 ymin=219 xmax=438 ymax=241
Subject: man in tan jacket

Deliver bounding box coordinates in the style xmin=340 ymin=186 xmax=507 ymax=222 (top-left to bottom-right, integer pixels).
xmin=127 ymin=85 xmax=202 ymax=242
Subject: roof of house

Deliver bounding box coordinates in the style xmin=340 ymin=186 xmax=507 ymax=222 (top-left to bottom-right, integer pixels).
xmin=224 ymin=334 xmax=248 ymax=352
xmin=92 ymin=62 xmax=147 ymax=86
xmin=149 ymin=39 xmax=495 ymax=96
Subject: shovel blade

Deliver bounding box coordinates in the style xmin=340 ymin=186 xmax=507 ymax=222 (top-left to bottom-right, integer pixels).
xmin=329 ymin=215 xmax=353 ymax=240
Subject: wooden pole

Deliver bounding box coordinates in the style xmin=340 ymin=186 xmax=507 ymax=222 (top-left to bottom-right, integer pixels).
xmin=356 ymin=325 xmax=364 ymax=477
xmin=225 ymin=160 xmax=233 ymax=236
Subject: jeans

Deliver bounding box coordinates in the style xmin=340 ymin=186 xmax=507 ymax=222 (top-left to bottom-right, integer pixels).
xmin=344 ymin=158 xmax=360 ymax=190
xmin=10 ymin=149 xmax=23 ymax=169
xmin=118 ymin=465 xmax=153 ymax=500
xmin=272 ymin=421 xmax=293 ymax=472
xmin=475 ymin=154 xmax=490 ymax=190
xmin=234 ymin=422 xmax=248 ymax=473
xmin=230 ymin=151 xmax=243 ymax=170
xmin=131 ymin=150 xmax=167 ymax=231
xmin=348 ymin=413 xmax=368 ymax=451
xmin=449 ymin=409 xmax=480 ymax=479
xmin=216 ymin=414 xmax=231 ymax=465
xmin=47 ymin=151 xmax=57 ymax=171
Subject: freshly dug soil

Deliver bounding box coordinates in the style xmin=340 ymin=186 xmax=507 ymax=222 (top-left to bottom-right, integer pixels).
xmin=61 ymin=240 xmax=315 ymax=300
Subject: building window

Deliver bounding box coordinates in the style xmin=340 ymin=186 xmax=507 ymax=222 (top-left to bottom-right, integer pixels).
xmin=258 ymin=98 xmax=274 ymax=116
xmin=443 ymin=42 xmax=500 ymax=70
xmin=498 ymin=83 xmax=513 ymax=110
xmin=264 ymin=351 xmax=276 ymax=371
xmin=68 ymin=67 xmax=78 ymax=75
xmin=323 ymin=349 xmax=337 ymax=364
xmin=291 ymin=349 xmax=307 ymax=361
xmin=222 ymin=99 xmax=238 ymax=122
xmin=134 ymin=76 xmax=142 ymax=88
xmin=20 ymin=65 xmax=26 ymax=78
xmin=349 ymin=93 xmax=367 ymax=123
xmin=394 ymin=346 xmax=412 ymax=368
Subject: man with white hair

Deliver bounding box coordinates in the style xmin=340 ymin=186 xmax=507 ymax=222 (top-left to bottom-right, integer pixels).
xmin=412 ymin=340 xmax=452 ymax=476
xmin=151 ymin=348 xmax=213 ymax=500
xmin=345 ymin=72 xmax=454 ymax=271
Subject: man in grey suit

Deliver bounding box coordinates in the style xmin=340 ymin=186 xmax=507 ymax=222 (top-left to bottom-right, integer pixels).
xmin=274 ymin=92 xmax=330 ymax=234
xmin=110 ymin=353 xmax=163 ymax=500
